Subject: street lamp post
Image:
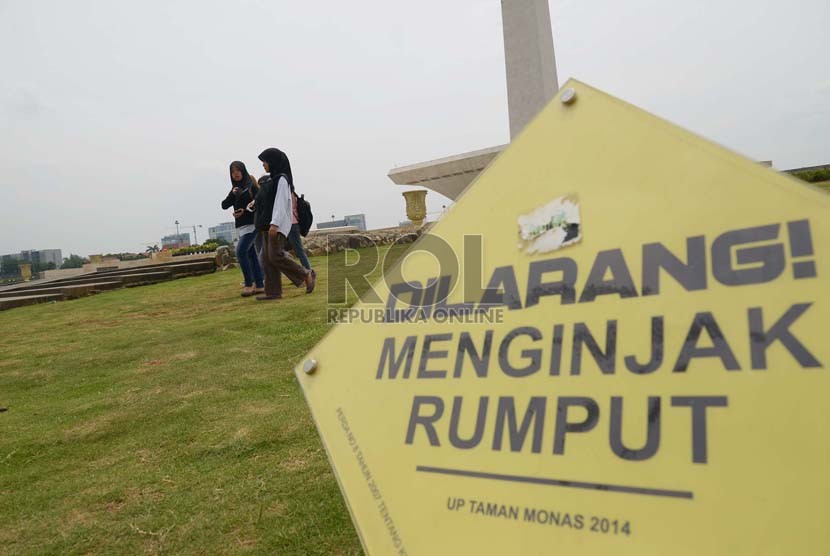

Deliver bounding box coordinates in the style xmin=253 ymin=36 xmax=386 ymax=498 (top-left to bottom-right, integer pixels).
xmin=177 ymin=224 xmax=203 ymax=246
xmin=191 ymin=224 xmax=203 ymax=245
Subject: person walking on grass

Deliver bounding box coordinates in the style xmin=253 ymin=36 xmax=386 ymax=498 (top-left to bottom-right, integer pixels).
xmin=255 ymin=172 xmax=312 ymax=271
xmin=222 ymin=161 xmax=264 ymax=297
xmin=253 ymin=148 xmax=315 ymax=301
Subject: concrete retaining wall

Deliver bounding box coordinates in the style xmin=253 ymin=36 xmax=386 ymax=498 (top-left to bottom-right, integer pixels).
xmin=42 ymin=268 xmax=86 ymax=280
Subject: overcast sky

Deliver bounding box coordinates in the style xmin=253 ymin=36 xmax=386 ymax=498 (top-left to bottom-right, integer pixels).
xmin=1 ymin=0 xmax=827 ymax=257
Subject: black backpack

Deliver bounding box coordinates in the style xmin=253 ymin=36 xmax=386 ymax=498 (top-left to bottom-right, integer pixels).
xmin=295 ymin=193 xmax=313 ymax=237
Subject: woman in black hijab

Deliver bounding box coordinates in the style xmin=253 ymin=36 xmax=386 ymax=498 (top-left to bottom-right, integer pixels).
xmin=252 ymin=148 xmax=315 ymax=300
xmin=221 ymin=161 xmax=263 ymax=296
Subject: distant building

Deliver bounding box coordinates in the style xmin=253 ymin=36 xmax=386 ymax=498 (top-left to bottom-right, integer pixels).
xmin=37 ymin=249 xmax=63 ymax=268
xmin=161 ymin=233 xmax=191 ymax=250
xmin=0 ymin=254 xmax=18 ymax=274
xmin=208 ymin=222 xmax=238 ymax=244
xmin=317 ymin=220 xmax=344 ymax=230
xmin=344 ymin=214 xmax=367 ymax=231
xmin=1 ymin=249 xmax=63 ymax=270
xmin=317 ymin=214 xmax=367 ymax=232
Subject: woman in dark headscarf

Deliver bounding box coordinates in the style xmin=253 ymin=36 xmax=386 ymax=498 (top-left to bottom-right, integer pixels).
xmin=252 ymin=148 xmax=315 ymax=300
xmin=221 ymin=161 xmax=264 ymax=296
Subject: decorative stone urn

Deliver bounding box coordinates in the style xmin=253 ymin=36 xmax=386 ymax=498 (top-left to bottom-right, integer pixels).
xmin=402 ymin=190 xmax=428 ymax=228
xmin=19 ymin=263 xmax=32 ymax=282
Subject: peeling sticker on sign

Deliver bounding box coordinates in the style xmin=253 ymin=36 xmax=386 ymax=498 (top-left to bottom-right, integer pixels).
xmin=518 ymin=195 xmax=581 ymax=254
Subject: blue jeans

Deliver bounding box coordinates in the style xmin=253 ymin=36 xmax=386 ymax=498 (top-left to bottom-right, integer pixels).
xmin=236 ymin=231 xmax=264 ymax=288
xmin=254 ymin=232 xmax=263 ymax=269
xmin=288 ymin=223 xmax=311 ymax=270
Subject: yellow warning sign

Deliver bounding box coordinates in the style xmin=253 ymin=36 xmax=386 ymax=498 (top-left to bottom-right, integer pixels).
xmin=296 ymin=79 xmax=829 ymax=555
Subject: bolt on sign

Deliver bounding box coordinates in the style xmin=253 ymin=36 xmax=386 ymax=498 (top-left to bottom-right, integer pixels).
xmin=296 ymin=79 xmax=829 ymax=555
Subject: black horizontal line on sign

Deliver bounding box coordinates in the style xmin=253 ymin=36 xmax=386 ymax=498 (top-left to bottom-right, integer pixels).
xmin=416 ymin=465 xmax=693 ymax=500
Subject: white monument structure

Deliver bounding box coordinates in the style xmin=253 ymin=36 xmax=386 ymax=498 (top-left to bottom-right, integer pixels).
xmin=388 ymin=0 xmax=559 ymax=201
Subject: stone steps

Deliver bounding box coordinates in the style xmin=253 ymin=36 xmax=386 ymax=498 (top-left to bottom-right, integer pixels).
xmin=0 ymin=293 xmax=64 ymax=311
xmin=118 ymin=271 xmax=174 ymax=287
xmin=0 ymin=256 xmax=216 ymax=312
xmin=168 ymin=260 xmax=217 ymax=278
xmin=0 ymin=281 xmax=123 ymax=300
xmin=92 ymin=257 xmax=216 ymax=277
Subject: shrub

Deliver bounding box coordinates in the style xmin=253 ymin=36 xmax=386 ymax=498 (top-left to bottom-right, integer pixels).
xmin=792 ymin=168 xmax=830 ymax=183
xmin=171 ymin=243 xmax=220 ymax=257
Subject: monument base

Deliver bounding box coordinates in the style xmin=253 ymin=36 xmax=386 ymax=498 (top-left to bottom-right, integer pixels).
xmin=387 ymin=144 xmax=506 ymax=201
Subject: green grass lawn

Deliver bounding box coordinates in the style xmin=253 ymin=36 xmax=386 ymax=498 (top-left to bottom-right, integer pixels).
xmin=0 ymin=248 xmax=405 ymax=555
